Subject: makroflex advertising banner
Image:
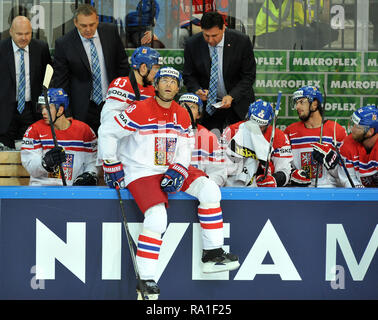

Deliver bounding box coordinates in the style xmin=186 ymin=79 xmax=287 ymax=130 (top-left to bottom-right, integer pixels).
xmin=126 ymin=49 xmax=378 ymax=129
xmin=0 ymin=187 xmax=377 ymax=300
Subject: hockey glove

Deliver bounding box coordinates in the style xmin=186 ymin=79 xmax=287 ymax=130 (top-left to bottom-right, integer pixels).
xmin=103 ymin=161 xmax=125 ymax=189
xmin=311 ymin=143 xmax=339 ymax=170
xmin=290 ymin=169 xmax=311 ymax=186
xmin=73 ymin=172 xmax=98 ymax=186
xmin=256 ymin=174 xmax=277 ymax=187
xmin=42 ymin=146 xmax=66 ymax=172
xmin=161 ymin=163 xmax=189 ymax=193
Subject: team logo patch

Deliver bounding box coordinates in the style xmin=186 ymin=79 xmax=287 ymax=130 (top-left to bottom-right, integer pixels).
xmin=300 ymin=151 xmax=322 ymax=179
xmin=154 ymin=137 xmax=177 ymax=165
xmin=48 ymin=153 xmax=74 ymax=181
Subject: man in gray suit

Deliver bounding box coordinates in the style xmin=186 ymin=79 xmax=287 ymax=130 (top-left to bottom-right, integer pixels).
xmin=53 ymin=4 xmax=130 ymax=135
xmin=0 ymin=16 xmax=51 ymax=149
xmin=183 ymin=11 xmax=256 ymax=134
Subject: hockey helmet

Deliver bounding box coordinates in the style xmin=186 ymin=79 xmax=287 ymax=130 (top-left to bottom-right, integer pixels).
xmin=247 ymin=99 xmax=274 ymax=126
xmin=154 ymin=67 xmax=183 ymax=89
xmin=350 ymin=105 xmax=378 ymax=134
xmin=131 ymin=46 xmax=162 ymax=70
xmin=292 ymin=86 xmax=324 ymax=116
xmin=178 ymin=93 xmax=203 ymax=114
xmin=38 ymin=88 xmax=69 ymax=110
xmin=292 ymin=86 xmax=323 ymax=105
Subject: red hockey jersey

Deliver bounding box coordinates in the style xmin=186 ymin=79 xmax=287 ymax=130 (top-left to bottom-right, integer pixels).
xmin=338 ymin=134 xmax=378 ymax=187
xmin=21 ymin=119 xmax=97 ymax=186
xmin=98 ymin=97 xmax=194 ymax=186
xmin=98 ymin=76 xmax=156 ymax=164
xmin=284 ymin=120 xmax=346 ymax=187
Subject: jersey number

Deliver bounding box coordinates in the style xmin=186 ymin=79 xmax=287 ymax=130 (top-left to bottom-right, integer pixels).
xmin=114 ymin=78 xmax=127 ymax=88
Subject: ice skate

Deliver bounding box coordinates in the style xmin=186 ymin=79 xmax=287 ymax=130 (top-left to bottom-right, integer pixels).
xmin=136 ymin=279 xmax=160 ymax=300
xmin=202 ymin=248 xmax=240 ymax=273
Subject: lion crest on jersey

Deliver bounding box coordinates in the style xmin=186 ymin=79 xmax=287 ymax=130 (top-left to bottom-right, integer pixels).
xmin=154 ymin=137 xmax=177 ymax=165
xmin=301 ymin=151 xmax=322 ymax=179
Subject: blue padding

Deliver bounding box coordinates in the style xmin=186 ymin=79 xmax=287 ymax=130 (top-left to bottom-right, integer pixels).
xmin=0 ymin=186 xmax=377 ymax=201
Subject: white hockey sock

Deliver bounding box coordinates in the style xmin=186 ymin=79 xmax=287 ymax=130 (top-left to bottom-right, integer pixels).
xmin=136 ymin=231 xmax=162 ymax=280
xmin=198 ymin=203 xmax=224 ymax=250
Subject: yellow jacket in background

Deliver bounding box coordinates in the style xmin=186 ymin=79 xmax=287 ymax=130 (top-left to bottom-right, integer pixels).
xmin=256 ymin=0 xmax=323 ymax=36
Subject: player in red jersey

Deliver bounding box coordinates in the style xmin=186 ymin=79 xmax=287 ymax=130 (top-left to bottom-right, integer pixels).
xmin=284 ymin=86 xmax=346 ymax=187
xmin=178 ymin=92 xmax=227 ymax=186
xmin=313 ymin=105 xmax=378 ymax=187
xmin=21 ymin=88 xmax=97 ymax=186
xmin=98 ymin=68 xmax=239 ymax=300
xmin=222 ymin=99 xmax=293 ymax=187
xmin=97 ymin=47 xmax=161 ymax=165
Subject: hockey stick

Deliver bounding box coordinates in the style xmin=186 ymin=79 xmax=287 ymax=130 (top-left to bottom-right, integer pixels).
xmin=42 ymin=64 xmax=67 ymax=186
xmin=264 ymin=91 xmax=282 ymax=179
xmin=115 ymin=187 xmax=146 ymax=300
xmin=333 ymin=120 xmax=355 ymax=188
xmin=314 ymin=84 xmax=327 ymax=188
xmin=314 ymin=119 xmax=324 ymax=188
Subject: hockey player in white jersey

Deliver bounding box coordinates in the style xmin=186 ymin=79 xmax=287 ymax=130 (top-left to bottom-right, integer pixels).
xmin=222 ymin=99 xmax=293 ymax=187
xmin=21 ymin=88 xmax=98 ymax=186
xmin=98 ymin=67 xmax=239 ymax=300
xmin=97 ymin=47 xmax=161 ymax=164
xmin=178 ymin=93 xmax=227 ymax=186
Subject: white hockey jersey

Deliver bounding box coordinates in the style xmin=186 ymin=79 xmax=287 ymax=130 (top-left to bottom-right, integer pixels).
xmin=21 ymin=119 xmax=98 ymax=186
xmin=221 ymin=121 xmax=270 ymax=187
xmin=98 ymin=97 xmax=194 ymax=187
xmin=284 ymin=120 xmax=346 ymax=187
xmin=97 ymin=76 xmax=156 ymax=165
xmin=222 ymin=120 xmax=293 ymax=187
xmin=191 ymin=124 xmax=227 ymax=186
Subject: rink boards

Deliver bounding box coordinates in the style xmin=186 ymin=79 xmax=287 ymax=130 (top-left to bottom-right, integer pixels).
xmin=0 ymin=186 xmax=377 ymax=300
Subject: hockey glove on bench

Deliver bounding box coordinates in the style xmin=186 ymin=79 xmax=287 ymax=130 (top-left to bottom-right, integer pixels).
xmin=161 ymin=163 xmax=188 ymax=193
xmin=73 ymin=171 xmax=98 ymax=186
xmin=311 ymin=142 xmax=339 ymax=170
xmin=42 ymin=146 xmax=66 ymax=172
xmin=256 ymin=174 xmax=277 ymax=187
xmin=103 ymin=161 xmax=125 ymax=189
xmin=290 ymin=169 xmax=311 ymax=186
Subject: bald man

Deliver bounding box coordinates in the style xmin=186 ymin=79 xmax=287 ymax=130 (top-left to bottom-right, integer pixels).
xmin=0 ymin=16 xmax=51 ymax=149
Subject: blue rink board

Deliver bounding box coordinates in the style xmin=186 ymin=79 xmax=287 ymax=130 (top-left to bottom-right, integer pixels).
xmin=0 ymin=186 xmax=377 ymax=201
xmin=0 ymin=186 xmax=377 ymax=300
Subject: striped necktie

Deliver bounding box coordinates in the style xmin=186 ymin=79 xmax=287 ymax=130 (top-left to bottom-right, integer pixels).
xmin=206 ymin=46 xmax=218 ymax=115
xmin=89 ymin=38 xmax=103 ymax=105
xmin=17 ymin=48 xmax=26 ymax=114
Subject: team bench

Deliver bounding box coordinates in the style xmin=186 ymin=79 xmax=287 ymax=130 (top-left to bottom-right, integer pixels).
xmin=0 ymin=151 xmax=30 ymax=186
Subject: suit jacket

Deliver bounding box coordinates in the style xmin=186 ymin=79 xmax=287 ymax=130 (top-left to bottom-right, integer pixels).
xmin=52 ymin=23 xmax=130 ymax=121
xmin=0 ymin=37 xmax=52 ymax=135
xmin=183 ymin=28 xmax=256 ymax=121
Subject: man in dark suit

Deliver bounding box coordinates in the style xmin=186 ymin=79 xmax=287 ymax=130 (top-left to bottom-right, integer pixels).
xmin=0 ymin=16 xmax=51 ymax=149
xmin=53 ymin=4 xmax=130 ymax=135
xmin=183 ymin=11 xmax=256 ymax=134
